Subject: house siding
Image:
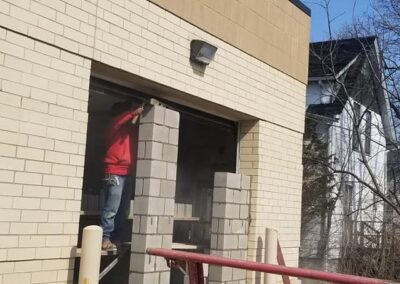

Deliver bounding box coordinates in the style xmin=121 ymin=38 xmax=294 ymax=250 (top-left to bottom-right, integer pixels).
xmin=0 ymin=0 xmax=309 ymax=283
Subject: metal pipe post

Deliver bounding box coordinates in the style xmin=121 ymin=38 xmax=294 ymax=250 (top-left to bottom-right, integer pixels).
xmin=78 ymin=225 xmax=103 ymax=284
xmin=265 ymin=228 xmax=278 ymax=284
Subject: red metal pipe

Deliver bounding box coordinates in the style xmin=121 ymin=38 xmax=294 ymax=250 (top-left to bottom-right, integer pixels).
xmin=147 ymin=248 xmax=392 ymax=284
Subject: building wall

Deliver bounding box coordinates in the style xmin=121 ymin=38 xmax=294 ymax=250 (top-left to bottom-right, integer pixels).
xmin=0 ymin=0 xmax=308 ymax=282
xmin=148 ymin=0 xmax=310 ymax=83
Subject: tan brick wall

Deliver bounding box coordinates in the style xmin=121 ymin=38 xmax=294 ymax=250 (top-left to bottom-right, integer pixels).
xmin=240 ymin=120 xmax=303 ymax=284
xmin=149 ymin=0 xmax=310 ymax=83
xmin=0 ymin=26 xmax=90 ymax=282
xmin=0 ymin=0 xmax=306 ymax=282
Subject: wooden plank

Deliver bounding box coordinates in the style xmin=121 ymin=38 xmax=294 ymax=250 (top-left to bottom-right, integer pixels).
xmin=277 ymin=240 xmax=291 ymax=284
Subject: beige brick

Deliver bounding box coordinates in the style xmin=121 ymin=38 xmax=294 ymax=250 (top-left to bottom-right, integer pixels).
xmin=17 ymin=146 xmax=45 ymax=161
xmin=67 ymin=177 xmax=82 ymax=188
xmin=0 ymin=182 xmax=22 ymax=196
xmin=3 ymin=273 xmax=31 ymax=284
xmin=48 ymin=211 xmax=72 ymax=222
xmin=54 ymin=140 xmax=78 ymax=154
xmin=14 ymin=172 xmax=42 ymax=185
xmin=42 ymin=175 xmax=68 ymax=187
xmin=41 ymin=198 xmax=66 ymax=211
xmin=24 ymin=160 xmax=51 ymax=174
xmin=18 ymin=235 xmax=46 ymax=248
xmin=23 ymin=185 xmax=49 ymax=198
xmin=28 ymin=136 xmax=54 ymax=150
xmin=0 ymin=143 xmax=17 ymax=157
xmin=21 ymin=210 xmax=48 ymax=222
xmin=0 ymin=169 xmax=14 ymax=182
xmin=47 ymin=127 xmax=71 ymax=141
xmin=19 ymin=122 xmax=46 ymax=137
xmin=30 ymin=88 xmax=56 ymax=104
xmin=13 ymin=197 xmax=40 ymax=210
xmin=38 ymin=223 xmax=63 ymax=234
xmin=0 ymin=156 xmax=24 ymax=171
xmin=4 ymin=55 xmax=33 ymax=72
xmin=35 ymin=247 xmax=61 ymax=259
xmin=0 ymin=261 xmax=14 ymax=273
xmin=49 ymin=104 xmax=73 ymax=119
xmin=0 ymin=235 xmax=18 ymax=248
xmin=35 ymin=41 xmax=60 ymax=58
xmin=10 ymin=222 xmax=37 ymax=234
xmin=14 ymin=260 xmax=42 ymax=272
xmin=0 ymin=91 xmax=22 ymax=107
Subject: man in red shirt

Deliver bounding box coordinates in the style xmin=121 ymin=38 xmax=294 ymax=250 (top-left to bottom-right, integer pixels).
xmin=101 ymin=101 xmax=143 ymax=250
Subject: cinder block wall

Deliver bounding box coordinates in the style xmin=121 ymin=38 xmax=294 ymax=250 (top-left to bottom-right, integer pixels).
xmin=0 ymin=0 xmax=307 ymax=283
xmin=209 ymin=172 xmax=250 ymax=284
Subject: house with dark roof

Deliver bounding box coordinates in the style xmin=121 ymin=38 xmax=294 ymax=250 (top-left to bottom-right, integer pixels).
xmin=300 ymin=37 xmax=395 ymax=273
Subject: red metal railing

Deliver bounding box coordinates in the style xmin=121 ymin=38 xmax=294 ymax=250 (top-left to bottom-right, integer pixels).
xmin=147 ymin=248 xmax=392 ymax=284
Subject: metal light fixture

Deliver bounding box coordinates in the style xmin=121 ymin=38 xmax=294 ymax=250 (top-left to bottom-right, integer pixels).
xmin=190 ymin=40 xmax=218 ymax=65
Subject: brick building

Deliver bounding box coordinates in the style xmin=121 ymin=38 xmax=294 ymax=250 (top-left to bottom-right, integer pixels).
xmin=0 ymin=0 xmax=310 ymax=283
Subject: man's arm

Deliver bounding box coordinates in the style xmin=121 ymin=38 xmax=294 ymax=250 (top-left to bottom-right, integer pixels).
xmin=111 ymin=105 xmax=144 ymax=131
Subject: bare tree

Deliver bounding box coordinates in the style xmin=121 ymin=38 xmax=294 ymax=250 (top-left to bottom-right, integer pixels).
xmin=301 ymin=0 xmax=400 ymax=280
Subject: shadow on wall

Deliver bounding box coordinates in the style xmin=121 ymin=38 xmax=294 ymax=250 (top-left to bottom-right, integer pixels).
xmin=256 ymin=236 xmax=263 ymax=284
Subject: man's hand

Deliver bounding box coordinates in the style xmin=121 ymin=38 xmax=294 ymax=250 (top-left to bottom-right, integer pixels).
xmin=133 ymin=105 xmax=144 ymax=116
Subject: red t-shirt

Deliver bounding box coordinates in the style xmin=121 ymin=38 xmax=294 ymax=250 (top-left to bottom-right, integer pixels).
xmin=104 ymin=111 xmax=137 ymax=175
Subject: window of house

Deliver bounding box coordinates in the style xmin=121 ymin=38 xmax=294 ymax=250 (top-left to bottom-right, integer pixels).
xmin=365 ymin=111 xmax=371 ymax=155
xmin=352 ymin=103 xmax=361 ymax=151
xmin=343 ymin=183 xmax=354 ymax=215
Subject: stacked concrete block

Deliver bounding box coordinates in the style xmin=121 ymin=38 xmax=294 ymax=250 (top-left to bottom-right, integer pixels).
xmin=209 ymin=172 xmax=250 ymax=284
xmin=130 ymin=105 xmax=179 ymax=284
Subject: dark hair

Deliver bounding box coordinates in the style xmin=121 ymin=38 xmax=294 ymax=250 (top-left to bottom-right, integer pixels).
xmin=111 ymin=101 xmax=131 ymax=117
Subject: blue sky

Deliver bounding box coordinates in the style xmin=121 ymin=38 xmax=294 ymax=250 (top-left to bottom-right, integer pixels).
xmin=304 ymin=0 xmax=372 ymax=42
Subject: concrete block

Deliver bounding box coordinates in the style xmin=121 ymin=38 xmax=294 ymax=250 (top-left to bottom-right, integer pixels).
xmin=132 ymin=234 xmax=162 ymax=253
xmin=153 ymin=124 xmax=169 ymax=143
xmin=130 ymin=252 xmax=156 ymax=272
xmin=232 ymin=267 xmax=246 ymax=281
xmin=209 ymin=266 xmax=233 ymax=282
xmin=238 ymin=235 xmax=248 ymax=249
xmin=137 ymin=141 xmax=145 ymax=158
xmin=214 ymin=172 xmax=241 ymax=189
xmin=164 ymin=198 xmax=174 ymax=216
xmin=212 ymin=203 xmax=226 ymax=218
xmin=210 ymin=234 xmax=217 ymax=250
xmin=162 ymin=144 xmax=178 ymax=162
xmin=138 ymin=123 xmax=154 ymax=141
xmin=157 ymin=216 xmax=173 ymax=234
xmin=166 ymin=162 xmax=177 ymax=180
xmin=139 ymin=216 xmax=158 ymax=234
xmin=239 ymin=205 xmax=249 ymax=219
xmin=211 ymin=218 xmax=218 ymax=233
xmin=231 ymin=220 xmax=246 ymax=234
xmin=160 ymin=180 xmax=176 ymax=198
xmin=136 ymin=160 xmax=167 ymax=179
xmin=142 ymin=178 xmax=161 ymax=196
xmin=159 ymin=271 xmax=171 ymax=284
xmin=168 ymin=128 xmax=179 ymax=145
xmin=233 ymin=189 xmax=247 ymax=204
xmin=218 ymin=219 xmax=232 ymax=234
xmin=213 ymin=187 xmax=234 ymax=203
xmin=218 ymin=235 xmax=238 ymax=250
xmin=161 ymin=234 xmax=172 ymax=248
xmin=133 ymin=216 xmax=140 ymax=233
xmin=241 ymin=175 xmax=250 ymax=190
xmin=226 ymin=173 xmax=241 ymax=189
xmin=140 ymin=105 xmax=165 ymax=124
xmin=145 ymin=141 xmax=163 ymax=160
xmin=135 ymin=178 xmax=143 ymax=196
xmin=130 ymin=272 xmax=159 ymax=284
xmin=164 ymin=108 xmax=179 ymax=128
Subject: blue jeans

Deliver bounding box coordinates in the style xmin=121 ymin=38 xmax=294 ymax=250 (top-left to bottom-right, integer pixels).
xmin=100 ymin=174 xmax=132 ymax=242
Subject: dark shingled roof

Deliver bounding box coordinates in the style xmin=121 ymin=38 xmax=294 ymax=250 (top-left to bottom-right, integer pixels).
xmin=309 ymin=36 xmax=377 ymax=78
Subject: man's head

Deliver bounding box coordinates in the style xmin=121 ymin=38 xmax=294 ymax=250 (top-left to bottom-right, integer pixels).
xmin=111 ymin=101 xmax=132 ymax=117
